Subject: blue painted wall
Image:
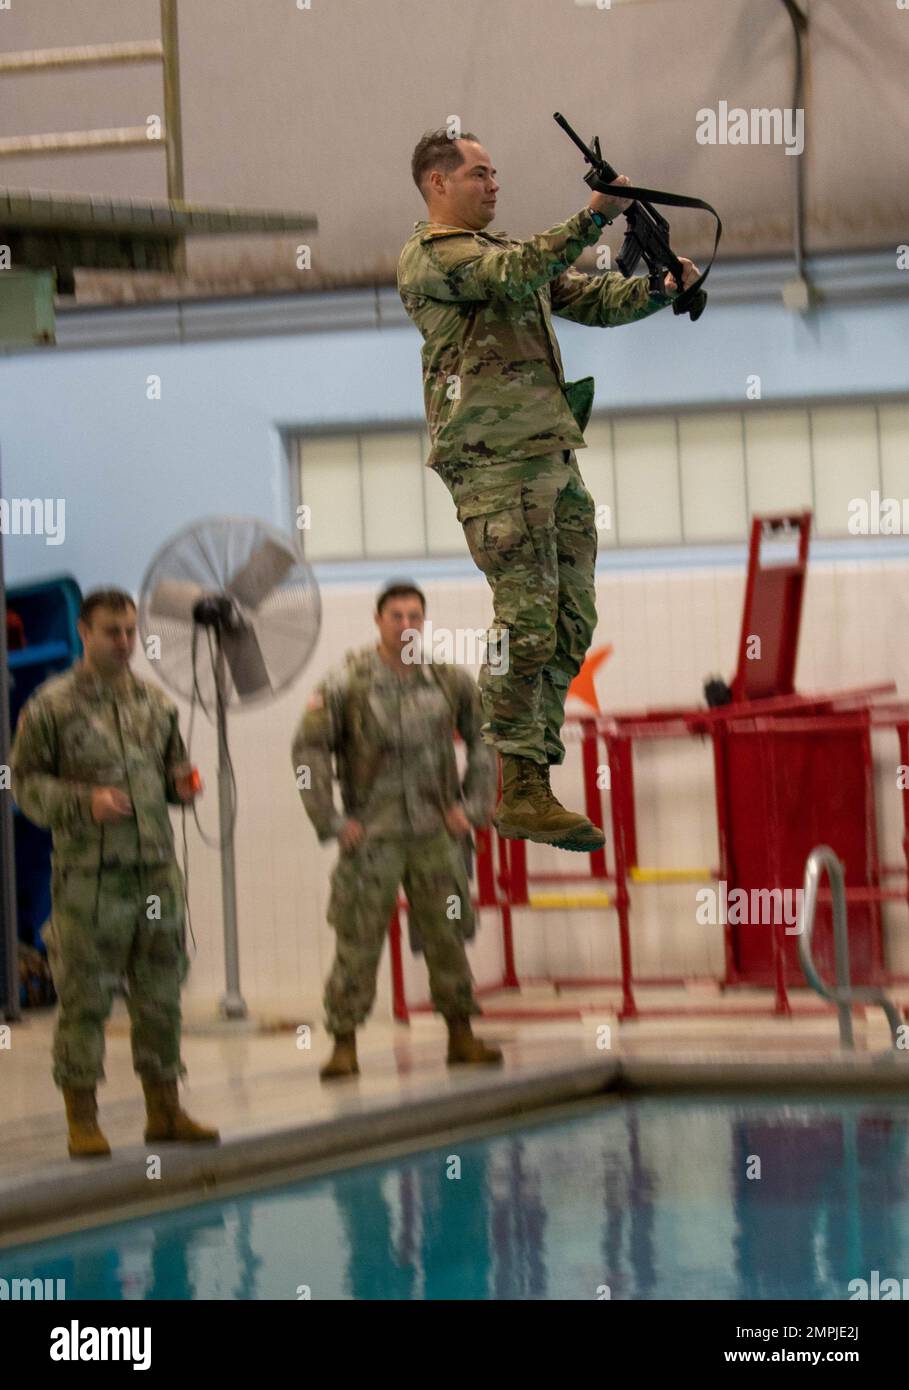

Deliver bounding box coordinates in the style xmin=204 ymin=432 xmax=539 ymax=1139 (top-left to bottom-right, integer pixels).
xmin=0 ymin=292 xmax=906 ymax=592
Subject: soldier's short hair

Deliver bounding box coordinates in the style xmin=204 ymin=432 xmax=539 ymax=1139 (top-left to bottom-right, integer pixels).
xmin=411 ymin=128 xmax=481 ymax=197
xmin=79 ymin=588 xmax=137 ymax=626
xmin=376 ymin=583 xmax=426 ymax=615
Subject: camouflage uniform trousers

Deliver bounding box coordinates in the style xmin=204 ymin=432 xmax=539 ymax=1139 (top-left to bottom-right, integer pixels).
xmin=435 ymin=449 xmax=598 ymax=766
xmin=44 ymin=861 xmax=189 ymax=1090
xmin=324 ymin=829 xmax=480 ymax=1034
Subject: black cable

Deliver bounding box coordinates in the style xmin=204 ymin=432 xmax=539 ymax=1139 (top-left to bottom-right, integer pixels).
xmin=178 ymin=611 xmax=245 ymax=962
xmin=183 ymin=622 xmax=238 ymax=852
xmin=113 ymin=699 xmax=145 ymax=1001
xmin=206 ymin=625 xmax=239 ymax=837
xmin=190 ymin=620 xmax=213 ymax=725
xmin=179 ymin=623 xmax=205 ymax=958
xmin=181 ymin=800 xmax=196 ymax=956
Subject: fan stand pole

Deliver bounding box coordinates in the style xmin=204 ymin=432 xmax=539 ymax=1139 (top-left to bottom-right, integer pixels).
xmin=215 ymin=633 xmax=247 ymax=1020
xmin=0 ymin=450 xmax=21 ymax=1021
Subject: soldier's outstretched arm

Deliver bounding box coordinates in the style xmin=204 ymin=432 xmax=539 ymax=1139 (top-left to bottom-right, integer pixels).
xmin=549 ymin=266 xmax=671 ymax=327
xmin=454 ymin=671 xmax=497 ymax=826
xmin=402 ymin=209 xmax=604 ymax=304
xmin=290 ymin=678 xmax=347 ymax=843
xmin=10 ymin=698 xmax=94 ymax=831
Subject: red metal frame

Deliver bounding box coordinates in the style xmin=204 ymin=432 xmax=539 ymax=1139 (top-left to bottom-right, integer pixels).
xmin=731 ymin=513 xmax=811 ymax=702
xmin=391 ymin=704 xmax=909 ymax=1023
xmin=388 ymin=513 xmax=909 ymax=1027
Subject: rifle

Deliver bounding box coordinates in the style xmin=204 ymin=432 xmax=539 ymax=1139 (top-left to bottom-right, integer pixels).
xmin=553 ymin=112 xmax=722 ymax=322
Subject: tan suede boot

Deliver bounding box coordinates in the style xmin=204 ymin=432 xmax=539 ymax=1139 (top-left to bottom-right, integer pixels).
xmin=320 ymin=1031 xmax=359 ymax=1081
xmin=142 ymin=1078 xmax=219 ymax=1144
xmin=446 ymin=1017 xmax=504 ymax=1066
xmin=494 ymin=756 xmax=606 ymax=852
xmin=63 ymin=1087 xmax=111 ymax=1159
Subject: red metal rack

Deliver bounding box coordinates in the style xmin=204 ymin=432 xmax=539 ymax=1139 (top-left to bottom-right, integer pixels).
xmin=390 ymin=514 xmax=909 ymax=1027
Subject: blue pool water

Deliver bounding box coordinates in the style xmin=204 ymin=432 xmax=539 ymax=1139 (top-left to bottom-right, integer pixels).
xmin=3 ymin=1094 xmax=909 ymax=1300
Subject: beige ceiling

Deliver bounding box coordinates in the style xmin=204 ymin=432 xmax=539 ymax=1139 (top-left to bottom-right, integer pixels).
xmin=1 ymin=0 xmax=906 ymax=302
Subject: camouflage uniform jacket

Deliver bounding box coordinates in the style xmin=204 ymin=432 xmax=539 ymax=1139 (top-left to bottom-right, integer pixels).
xmin=291 ymin=646 xmax=497 ymax=841
xmin=397 ymin=206 xmax=669 ymax=467
xmin=11 ymin=663 xmax=188 ymax=869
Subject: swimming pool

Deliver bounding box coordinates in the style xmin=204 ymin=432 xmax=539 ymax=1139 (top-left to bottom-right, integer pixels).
xmin=3 ymin=1093 xmax=908 ymax=1300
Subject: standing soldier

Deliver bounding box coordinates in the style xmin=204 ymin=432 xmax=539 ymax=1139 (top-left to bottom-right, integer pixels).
xmin=11 ymin=589 xmax=218 ymax=1158
xmin=398 ymin=129 xmax=700 ymax=851
xmin=292 ymin=580 xmax=501 ymax=1079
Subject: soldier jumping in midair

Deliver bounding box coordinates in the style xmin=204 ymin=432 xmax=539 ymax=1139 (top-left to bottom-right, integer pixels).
xmin=398 ymin=129 xmax=700 ymax=852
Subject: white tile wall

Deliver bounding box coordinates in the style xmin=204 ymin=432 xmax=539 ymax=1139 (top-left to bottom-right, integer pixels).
xmin=424 ymin=463 xmax=465 ymax=555
xmin=812 ymin=406 xmax=880 ymax=537
xmin=360 ymin=432 xmax=425 ymax=558
xmin=138 ymin=553 xmax=909 ymax=1019
xmin=297 ymin=402 xmax=907 ymax=557
xmin=612 ymin=418 xmax=681 ymax=544
xmin=880 ymin=404 xmax=909 ymax=499
xmin=744 ymin=410 xmax=813 ymax=516
xmin=582 ymin=419 xmax=617 ymax=550
xmin=679 ymin=413 xmax=748 ymax=541
xmin=298 ymin=437 xmax=363 ymax=561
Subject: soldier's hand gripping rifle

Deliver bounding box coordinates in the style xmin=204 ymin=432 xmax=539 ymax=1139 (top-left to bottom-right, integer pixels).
xmin=554 ymin=112 xmax=722 ymax=322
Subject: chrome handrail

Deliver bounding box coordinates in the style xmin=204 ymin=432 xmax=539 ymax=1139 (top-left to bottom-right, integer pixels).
xmin=797 ymin=846 xmax=903 ymax=1050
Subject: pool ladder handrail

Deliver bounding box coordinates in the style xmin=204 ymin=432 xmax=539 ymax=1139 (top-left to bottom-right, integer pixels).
xmin=797 ymin=846 xmax=903 ymax=1050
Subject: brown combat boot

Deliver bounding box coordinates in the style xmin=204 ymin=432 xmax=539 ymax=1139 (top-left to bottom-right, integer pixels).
xmin=446 ymin=1017 xmax=504 ymax=1066
xmin=319 ymin=1031 xmax=360 ymax=1081
xmin=494 ymin=755 xmax=606 ymax=852
xmin=62 ymin=1087 xmax=111 ymax=1159
xmin=142 ymin=1078 xmax=220 ymax=1144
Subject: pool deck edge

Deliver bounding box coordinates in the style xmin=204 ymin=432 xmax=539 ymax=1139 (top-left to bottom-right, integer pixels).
xmin=0 ymin=1057 xmax=619 ymax=1248
xmin=4 ymin=1050 xmax=909 ymax=1248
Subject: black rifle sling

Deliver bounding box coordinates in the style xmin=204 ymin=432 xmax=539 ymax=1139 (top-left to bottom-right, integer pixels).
xmin=598 ymin=182 xmax=722 ymax=302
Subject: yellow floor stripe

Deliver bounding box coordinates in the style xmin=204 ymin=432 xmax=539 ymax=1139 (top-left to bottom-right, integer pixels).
xmin=630 ymin=867 xmax=713 ymax=884
xmin=528 ymin=892 xmax=612 ymax=909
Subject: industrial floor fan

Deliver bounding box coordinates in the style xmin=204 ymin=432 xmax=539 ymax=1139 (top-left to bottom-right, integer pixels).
xmin=139 ymin=516 xmax=321 ymax=1019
